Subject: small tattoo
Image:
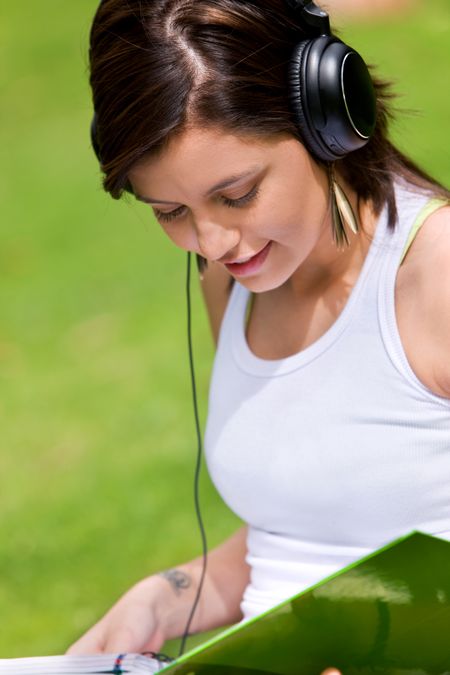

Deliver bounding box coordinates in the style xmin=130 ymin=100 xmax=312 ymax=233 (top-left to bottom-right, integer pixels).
xmin=160 ymin=569 xmax=191 ymax=596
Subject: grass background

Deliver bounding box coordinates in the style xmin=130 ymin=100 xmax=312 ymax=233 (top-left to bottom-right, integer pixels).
xmin=1 ymin=0 xmax=449 ymax=659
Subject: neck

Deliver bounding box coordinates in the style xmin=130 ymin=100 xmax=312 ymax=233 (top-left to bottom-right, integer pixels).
xmin=287 ymin=178 xmax=377 ymax=298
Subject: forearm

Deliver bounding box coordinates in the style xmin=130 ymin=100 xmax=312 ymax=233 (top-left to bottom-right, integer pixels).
xmin=154 ymin=526 xmax=250 ymax=640
xmin=68 ymin=527 xmax=250 ymax=654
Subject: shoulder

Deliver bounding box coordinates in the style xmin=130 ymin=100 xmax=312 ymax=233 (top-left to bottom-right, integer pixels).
xmin=199 ymin=262 xmax=233 ymax=345
xmin=409 ymin=203 xmax=450 ymax=312
xmin=397 ymin=202 xmax=450 ymax=398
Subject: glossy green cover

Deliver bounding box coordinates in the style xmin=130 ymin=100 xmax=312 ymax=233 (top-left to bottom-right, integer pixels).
xmin=161 ymin=532 xmax=450 ymax=674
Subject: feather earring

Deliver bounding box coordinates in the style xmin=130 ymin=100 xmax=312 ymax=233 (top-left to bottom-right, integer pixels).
xmin=196 ymin=254 xmax=208 ymax=281
xmin=329 ymin=164 xmax=359 ymax=248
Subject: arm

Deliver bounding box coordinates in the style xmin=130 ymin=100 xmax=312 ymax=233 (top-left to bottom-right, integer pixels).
xmin=422 ymin=206 xmax=450 ymax=397
xmin=160 ymin=526 xmax=250 ymax=638
xmin=69 ymin=263 xmax=239 ymax=654
xmin=68 ymin=526 xmax=250 ymax=654
xmin=396 ymin=204 xmax=450 ymax=398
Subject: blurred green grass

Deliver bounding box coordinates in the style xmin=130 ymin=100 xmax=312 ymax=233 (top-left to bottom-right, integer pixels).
xmin=0 ymin=0 xmax=449 ymax=659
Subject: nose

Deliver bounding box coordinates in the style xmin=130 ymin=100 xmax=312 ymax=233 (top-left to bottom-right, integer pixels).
xmin=195 ymin=215 xmax=240 ymax=262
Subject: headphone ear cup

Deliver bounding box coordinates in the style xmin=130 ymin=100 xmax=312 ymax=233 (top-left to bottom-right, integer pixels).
xmin=289 ymin=38 xmax=337 ymax=162
xmin=289 ymin=36 xmax=376 ymax=162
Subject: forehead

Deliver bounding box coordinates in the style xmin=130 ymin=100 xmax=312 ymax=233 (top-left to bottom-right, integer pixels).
xmin=128 ymin=126 xmax=294 ymax=197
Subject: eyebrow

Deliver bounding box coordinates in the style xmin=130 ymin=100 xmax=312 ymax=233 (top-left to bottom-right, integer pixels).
xmin=135 ymin=166 xmax=261 ymax=205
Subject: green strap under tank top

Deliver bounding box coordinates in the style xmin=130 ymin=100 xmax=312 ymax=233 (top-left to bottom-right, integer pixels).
xmin=400 ymin=197 xmax=448 ymax=265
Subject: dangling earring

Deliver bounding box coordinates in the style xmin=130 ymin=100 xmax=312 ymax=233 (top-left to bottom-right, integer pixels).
xmin=329 ymin=164 xmax=359 ymax=248
xmin=196 ymin=254 xmax=208 ymax=281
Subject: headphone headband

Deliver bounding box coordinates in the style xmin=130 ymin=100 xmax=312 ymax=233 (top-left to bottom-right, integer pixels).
xmin=90 ymin=0 xmax=375 ymax=165
xmin=284 ymin=0 xmax=331 ymax=35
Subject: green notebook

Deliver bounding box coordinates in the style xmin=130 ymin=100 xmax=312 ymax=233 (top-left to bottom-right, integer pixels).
xmin=1 ymin=532 xmax=448 ymax=674
xmin=161 ymin=531 xmax=450 ymax=674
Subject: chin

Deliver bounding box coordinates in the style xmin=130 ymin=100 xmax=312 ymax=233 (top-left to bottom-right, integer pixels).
xmin=236 ymin=272 xmax=289 ymax=294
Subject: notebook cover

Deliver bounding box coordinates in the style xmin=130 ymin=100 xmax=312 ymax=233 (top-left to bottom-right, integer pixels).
xmin=160 ymin=531 xmax=450 ymax=674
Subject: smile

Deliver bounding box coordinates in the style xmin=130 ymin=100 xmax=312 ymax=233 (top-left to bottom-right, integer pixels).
xmin=224 ymin=242 xmax=272 ymax=277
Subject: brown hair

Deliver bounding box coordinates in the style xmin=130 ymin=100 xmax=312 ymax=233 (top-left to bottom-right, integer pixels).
xmin=89 ymin=0 xmax=449 ymax=228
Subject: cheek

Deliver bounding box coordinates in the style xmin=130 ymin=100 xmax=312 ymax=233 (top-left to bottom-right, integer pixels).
xmin=158 ymin=220 xmax=197 ymax=252
xmin=254 ymin=184 xmax=305 ymax=241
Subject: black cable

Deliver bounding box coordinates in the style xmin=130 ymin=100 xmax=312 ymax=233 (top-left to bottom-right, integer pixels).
xmin=178 ymin=252 xmax=209 ymax=657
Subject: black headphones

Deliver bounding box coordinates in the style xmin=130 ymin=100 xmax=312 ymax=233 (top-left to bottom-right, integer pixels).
xmin=286 ymin=0 xmax=376 ymax=162
xmin=90 ymin=0 xmax=376 ymax=164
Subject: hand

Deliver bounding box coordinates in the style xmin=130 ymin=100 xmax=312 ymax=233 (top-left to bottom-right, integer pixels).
xmin=321 ymin=669 xmax=342 ymax=675
xmin=67 ymin=532 xmax=249 ymax=657
xmin=67 ymin=577 xmax=168 ymax=655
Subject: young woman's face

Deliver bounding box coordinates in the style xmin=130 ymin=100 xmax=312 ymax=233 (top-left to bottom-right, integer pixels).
xmin=128 ymin=127 xmax=331 ymax=293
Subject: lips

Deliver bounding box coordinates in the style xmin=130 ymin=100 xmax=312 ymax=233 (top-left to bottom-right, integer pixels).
xmin=224 ymin=242 xmax=272 ymax=277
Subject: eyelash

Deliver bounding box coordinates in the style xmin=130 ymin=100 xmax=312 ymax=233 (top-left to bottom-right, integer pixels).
xmin=154 ymin=206 xmax=185 ymax=223
xmin=154 ymin=185 xmax=260 ymax=223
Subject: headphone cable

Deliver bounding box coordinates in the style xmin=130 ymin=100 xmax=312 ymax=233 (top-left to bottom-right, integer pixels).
xmin=178 ymin=252 xmax=209 ymax=657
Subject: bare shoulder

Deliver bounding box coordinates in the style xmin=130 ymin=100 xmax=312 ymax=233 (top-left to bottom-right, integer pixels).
xmin=199 ymin=262 xmax=233 ymax=345
xmin=411 ymin=203 xmax=450 ymax=302
xmin=397 ymin=203 xmax=450 ymax=398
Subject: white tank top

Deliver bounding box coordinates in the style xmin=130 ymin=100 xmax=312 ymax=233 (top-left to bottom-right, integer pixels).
xmin=204 ymin=181 xmax=450 ymax=620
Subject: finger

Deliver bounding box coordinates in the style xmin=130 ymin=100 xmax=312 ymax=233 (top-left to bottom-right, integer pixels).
xmin=321 ymin=669 xmax=342 ymax=675
xmin=66 ymin=624 xmax=106 ymax=655
xmin=141 ymin=627 xmax=166 ymax=654
xmin=66 ymin=636 xmax=104 ymax=656
xmin=103 ymin=625 xmax=144 ymax=654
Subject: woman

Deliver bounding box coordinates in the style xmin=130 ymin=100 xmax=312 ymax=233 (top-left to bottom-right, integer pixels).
xmin=69 ymin=0 xmax=450 ymax=661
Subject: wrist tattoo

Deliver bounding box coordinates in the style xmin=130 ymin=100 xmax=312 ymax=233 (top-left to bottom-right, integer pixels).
xmin=160 ymin=568 xmax=192 ymax=596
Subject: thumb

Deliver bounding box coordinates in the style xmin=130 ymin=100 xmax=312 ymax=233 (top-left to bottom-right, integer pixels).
xmin=103 ymin=622 xmax=166 ymax=655
xmin=103 ymin=626 xmax=143 ymax=654
xmin=66 ymin=625 xmax=107 ymax=655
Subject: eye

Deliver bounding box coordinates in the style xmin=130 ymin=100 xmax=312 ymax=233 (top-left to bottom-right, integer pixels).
xmin=153 ymin=184 xmax=260 ymax=223
xmin=154 ymin=205 xmax=186 ymax=223
xmin=221 ymin=185 xmax=260 ymax=208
